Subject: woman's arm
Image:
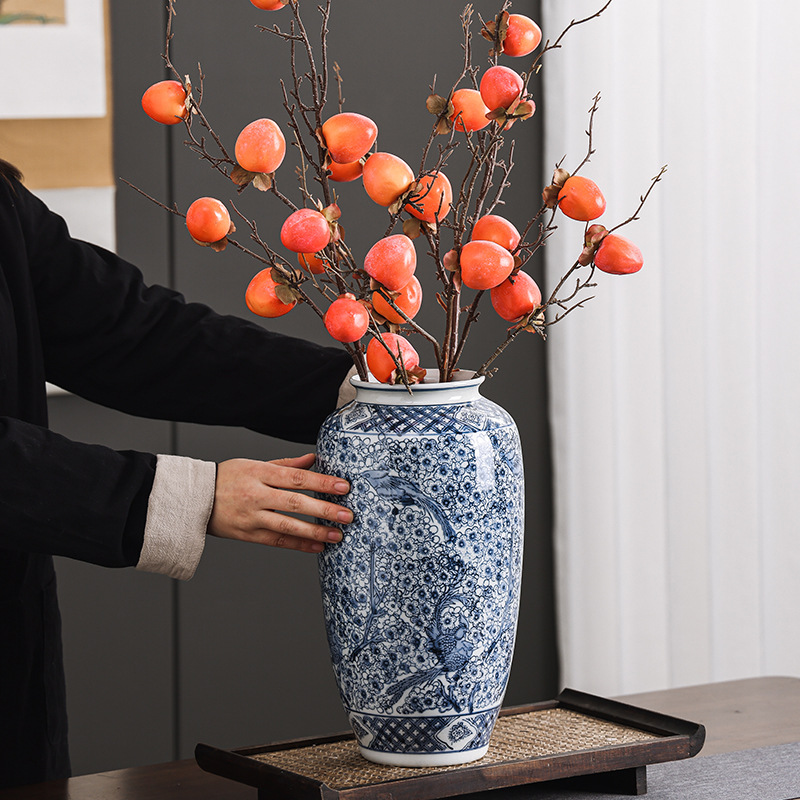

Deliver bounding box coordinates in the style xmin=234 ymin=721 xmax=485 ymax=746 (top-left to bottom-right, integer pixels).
xmin=18 ymin=184 xmax=353 ymax=443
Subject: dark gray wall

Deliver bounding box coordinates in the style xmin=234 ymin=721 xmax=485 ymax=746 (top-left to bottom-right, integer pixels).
xmin=48 ymin=0 xmax=557 ymax=776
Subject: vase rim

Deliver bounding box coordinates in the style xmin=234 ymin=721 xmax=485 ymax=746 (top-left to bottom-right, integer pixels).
xmin=350 ymin=369 xmax=485 ymax=406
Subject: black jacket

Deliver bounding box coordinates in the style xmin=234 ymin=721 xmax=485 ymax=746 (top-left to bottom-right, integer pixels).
xmin=0 ymin=175 xmax=352 ymax=788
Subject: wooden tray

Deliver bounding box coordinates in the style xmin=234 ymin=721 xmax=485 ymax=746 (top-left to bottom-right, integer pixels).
xmin=195 ymin=688 xmax=705 ymax=799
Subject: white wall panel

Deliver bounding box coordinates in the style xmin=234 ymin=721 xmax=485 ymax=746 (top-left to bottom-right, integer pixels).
xmin=659 ymin=0 xmax=714 ymax=691
xmin=38 ymin=187 xmax=116 ymax=397
xmin=543 ymin=0 xmax=800 ymax=695
xmin=701 ymin=0 xmax=763 ymax=683
xmin=35 ymin=186 xmax=116 ymax=251
xmin=756 ymin=2 xmax=800 ymax=678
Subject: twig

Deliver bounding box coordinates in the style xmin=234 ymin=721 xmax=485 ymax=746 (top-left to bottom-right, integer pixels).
xmin=121 ymin=179 xmax=183 ymax=217
xmin=570 ymin=92 xmax=602 ymax=176
xmin=475 ymin=323 xmax=528 ymax=377
xmin=527 ymin=0 xmax=615 ymax=81
xmin=609 ymin=165 xmax=668 ymax=233
xmin=332 ymin=62 xmax=345 ymax=112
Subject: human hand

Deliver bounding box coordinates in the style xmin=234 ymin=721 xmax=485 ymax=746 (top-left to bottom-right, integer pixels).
xmin=207 ymin=453 xmax=352 ymax=554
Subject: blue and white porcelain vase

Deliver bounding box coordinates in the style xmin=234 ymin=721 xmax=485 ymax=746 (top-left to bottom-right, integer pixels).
xmin=316 ymin=370 xmax=524 ymax=767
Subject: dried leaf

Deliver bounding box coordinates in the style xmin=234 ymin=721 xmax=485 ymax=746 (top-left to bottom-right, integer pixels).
xmin=405 ymin=365 xmax=428 ymax=384
xmin=426 ymin=93 xmax=449 ymax=116
xmin=585 ymin=224 xmax=609 ymax=246
xmin=497 ymin=11 xmax=510 ymax=41
xmin=182 ymin=77 xmax=194 ymax=114
xmin=552 ymin=167 xmax=570 ymax=187
xmin=189 ymin=231 xmax=228 ymax=252
xmin=275 ymin=284 xmax=299 ymax=305
xmin=271 ymin=267 xmax=289 ymax=285
xmin=370 ymin=310 xmax=388 ymax=326
xmin=322 ymin=202 xmax=341 ymax=222
xmin=403 ymin=217 xmax=422 ymax=240
xmin=512 ymin=100 xmax=536 ymax=120
xmin=542 ymin=183 xmax=561 ymax=209
xmin=435 ymin=116 xmax=453 ymax=136
xmin=388 ymin=197 xmax=404 ymax=216
xmin=376 ymin=286 xmax=401 ymax=300
xmin=227 ymin=220 xmax=237 ymax=237
xmin=252 ymin=173 xmax=273 ymax=192
xmin=480 ymin=19 xmax=496 ymax=42
xmin=578 ymin=247 xmax=594 ymax=267
xmin=230 ymin=165 xmax=254 ymax=187
xmin=480 ymin=10 xmax=509 ymax=46
xmin=521 ymin=309 xmax=547 ymax=337
xmin=443 ymin=248 xmax=460 ymax=272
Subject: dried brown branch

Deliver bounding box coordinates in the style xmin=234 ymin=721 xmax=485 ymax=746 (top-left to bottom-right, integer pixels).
xmin=474 ymin=322 xmax=528 ymax=377
xmin=609 ymin=165 xmax=668 ymax=233
xmin=373 ymin=288 xmax=442 ymax=363
xmin=333 ymin=61 xmax=345 ymax=113
xmin=134 ymin=0 xmax=659 ymax=385
xmin=527 ymin=0 xmax=615 ymax=81
xmin=121 ymin=178 xmax=183 ymax=217
xmin=570 ymin=92 xmax=602 ymax=177
xmin=451 ymin=289 xmax=483 ymax=369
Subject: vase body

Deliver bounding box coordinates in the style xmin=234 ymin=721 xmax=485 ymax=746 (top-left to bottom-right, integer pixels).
xmin=316 ymin=371 xmax=524 ymax=767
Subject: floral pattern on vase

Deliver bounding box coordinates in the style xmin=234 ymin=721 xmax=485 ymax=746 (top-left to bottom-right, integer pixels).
xmin=316 ymin=374 xmax=524 ymax=767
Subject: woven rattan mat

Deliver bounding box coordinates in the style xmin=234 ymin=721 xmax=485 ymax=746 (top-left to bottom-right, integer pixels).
xmin=251 ymin=707 xmax=661 ymax=790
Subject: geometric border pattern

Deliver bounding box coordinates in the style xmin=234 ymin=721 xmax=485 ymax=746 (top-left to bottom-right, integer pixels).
xmin=338 ymin=399 xmax=513 ymax=436
xmin=350 ymin=708 xmax=500 ymax=754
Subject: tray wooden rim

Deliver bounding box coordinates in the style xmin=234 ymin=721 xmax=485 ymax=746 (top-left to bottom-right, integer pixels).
xmin=195 ymin=688 xmax=706 ymax=799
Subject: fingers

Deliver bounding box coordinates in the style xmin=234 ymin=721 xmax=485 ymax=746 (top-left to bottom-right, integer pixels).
xmin=248 ymin=510 xmax=346 ymax=552
xmin=247 ymin=530 xmax=331 ymax=555
xmin=265 ymin=454 xmax=351 ymax=499
xmin=207 ymin=457 xmax=353 ymax=554
xmin=269 ymin=452 xmax=316 ymax=470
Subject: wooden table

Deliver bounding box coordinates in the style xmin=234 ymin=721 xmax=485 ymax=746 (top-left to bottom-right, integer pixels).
xmin=2 ymin=676 xmax=798 ymax=799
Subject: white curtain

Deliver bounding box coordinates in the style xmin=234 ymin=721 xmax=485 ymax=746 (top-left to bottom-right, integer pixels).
xmin=542 ymin=0 xmax=800 ymax=695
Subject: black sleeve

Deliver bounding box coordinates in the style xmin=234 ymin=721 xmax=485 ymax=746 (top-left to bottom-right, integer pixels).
xmin=21 ymin=186 xmax=354 ymax=445
xmin=0 ymin=417 xmax=155 ymax=567
xmin=0 ymin=178 xmax=352 ymax=568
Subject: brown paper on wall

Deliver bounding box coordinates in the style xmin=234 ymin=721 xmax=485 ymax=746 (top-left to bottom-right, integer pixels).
xmin=0 ymin=0 xmax=113 ymax=190
xmin=2 ymin=0 xmax=66 ymax=22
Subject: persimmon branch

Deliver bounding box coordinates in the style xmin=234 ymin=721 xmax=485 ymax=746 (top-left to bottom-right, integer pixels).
xmin=134 ymin=0 xmax=661 ymax=385
xmin=121 ymin=178 xmax=182 ymax=217
xmin=570 ymin=92 xmax=602 ymax=177
xmin=527 ymin=0 xmax=615 ymax=81
xmin=610 ymin=165 xmax=668 ymax=233
xmin=373 ymin=288 xmax=442 ymax=364
xmin=474 ymin=322 xmax=529 ymax=377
